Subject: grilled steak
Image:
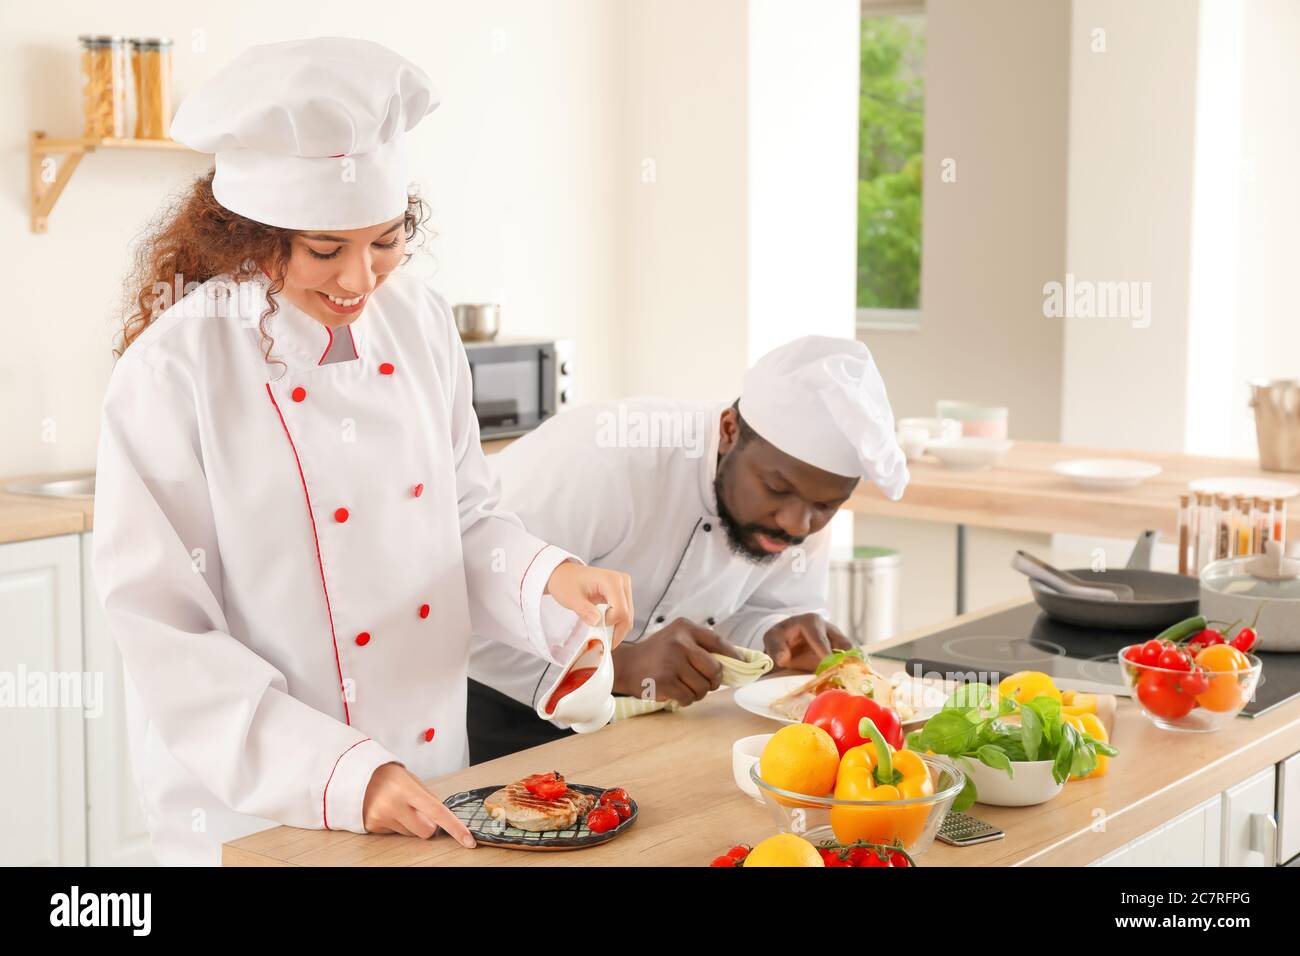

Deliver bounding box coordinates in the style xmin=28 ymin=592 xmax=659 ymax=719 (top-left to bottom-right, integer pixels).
xmin=482 ymin=782 xmax=596 ymax=832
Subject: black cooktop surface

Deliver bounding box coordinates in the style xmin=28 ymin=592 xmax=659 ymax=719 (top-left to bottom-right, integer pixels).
xmin=875 ymin=603 xmax=1300 ymax=718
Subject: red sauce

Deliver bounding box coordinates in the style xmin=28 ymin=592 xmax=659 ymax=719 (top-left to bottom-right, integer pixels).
xmin=546 ymin=667 xmax=597 ymax=715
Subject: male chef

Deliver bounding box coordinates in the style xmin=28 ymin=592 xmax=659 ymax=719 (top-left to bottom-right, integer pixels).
xmin=467 ymin=336 xmax=909 ymax=762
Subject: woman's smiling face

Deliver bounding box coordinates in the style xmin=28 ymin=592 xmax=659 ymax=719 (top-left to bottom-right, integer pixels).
xmin=280 ymin=215 xmax=407 ymax=327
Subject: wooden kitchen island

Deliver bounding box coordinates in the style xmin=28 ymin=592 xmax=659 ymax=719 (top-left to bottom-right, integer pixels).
xmin=223 ymin=598 xmax=1300 ymax=867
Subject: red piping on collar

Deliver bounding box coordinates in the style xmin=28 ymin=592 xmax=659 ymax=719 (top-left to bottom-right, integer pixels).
xmin=318 ymin=325 xmax=333 ymax=365
xmin=265 ymin=382 xmax=351 ymax=726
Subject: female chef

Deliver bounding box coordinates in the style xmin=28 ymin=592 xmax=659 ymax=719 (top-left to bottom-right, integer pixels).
xmin=93 ymin=37 xmax=633 ymax=866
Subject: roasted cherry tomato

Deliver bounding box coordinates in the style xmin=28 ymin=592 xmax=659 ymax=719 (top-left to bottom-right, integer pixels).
xmin=598 ymin=787 xmax=629 ymax=806
xmin=605 ymin=800 xmax=632 ymax=821
xmin=586 ymin=807 xmax=620 ymax=833
xmin=709 ymin=855 xmax=737 ymax=867
xmin=522 ymin=772 xmax=568 ymax=800
xmin=725 ymin=844 xmax=750 ymax=860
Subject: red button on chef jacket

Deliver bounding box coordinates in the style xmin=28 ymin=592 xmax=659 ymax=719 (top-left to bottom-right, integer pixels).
xmin=334 ymin=507 xmax=349 ymax=523
xmin=379 ymin=362 xmax=395 ymax=375
xmin=291 ymin=386 xmax=307 ymax=402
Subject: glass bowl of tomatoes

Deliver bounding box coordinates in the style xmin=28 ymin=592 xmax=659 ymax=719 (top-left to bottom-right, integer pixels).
xmin=748 ymin=755 xmax=964 ymax=858
xmin=1119 ymin=640 xmax=1262 ymax=731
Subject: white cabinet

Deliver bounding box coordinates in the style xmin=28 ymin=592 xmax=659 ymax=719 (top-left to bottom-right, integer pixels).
xmin=1221 ymin=766 xmax=1276 ymax=867
xmin=81 ymin=533 xmax=154 ymax=866
xmin=1096 ymin=764 xmax=1285 ymax=867
xmin=1095 ymin=794 xmax=1223 ymax=866
xmin=0 ymin=534 xmax=87 ymax=865
xmin=1280 ymin=753 xmax=1300 ymax=864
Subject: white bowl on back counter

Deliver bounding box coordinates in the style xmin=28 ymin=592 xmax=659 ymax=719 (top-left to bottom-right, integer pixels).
xmin=926 ymin=437 xmax=1014 ymax=470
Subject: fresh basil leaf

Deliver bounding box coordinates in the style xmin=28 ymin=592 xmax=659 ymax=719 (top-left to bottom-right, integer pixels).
xmin=815 ymin=647 xmax=863 ymax=675
xmin=946 ymin=683 xmax=993 ymax=713
xmin=905 ymin=729 xmax=925 ymax=751
xmin=1088 ymin=736 xmax=1119 ymax=757
xmin=1019 ymin=705 xmax=1043 ymax=762
xmin=998 ymin=694 xmax=1019 ymax=716
xmin=976 ymin=745 xmax=1015 ymax=778
xmin=1052 ymin=724 xmax=1077 ymax=784
xmin=913 ymin=710 xmax=979 ymax=755
xmin=1070 ymin=739 xmax=1097 ymax=779
xmin=952 ymin=771 xmax=978 ymax=813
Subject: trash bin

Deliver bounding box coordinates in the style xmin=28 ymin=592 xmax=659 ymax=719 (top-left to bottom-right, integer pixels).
xmin=828 ymin=546 xmax=901 ymax=645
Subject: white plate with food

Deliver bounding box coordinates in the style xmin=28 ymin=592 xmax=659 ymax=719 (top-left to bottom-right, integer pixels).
xmin=732 ymin=651 xmax=949 ymax=727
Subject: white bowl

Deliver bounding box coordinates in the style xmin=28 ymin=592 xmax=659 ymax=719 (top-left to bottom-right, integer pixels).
xmin=535 ymin=605 xmax=616 ymax=734
xmin=731 ymin=733 xmax=773 ymax=800
xmin=1053 ymin=458 xmax=1162 ymax=491
xmin=926 ymin=437 xmax=1015 ymax=470
xmin=956 ymin=756 xmax=1064 ymax=807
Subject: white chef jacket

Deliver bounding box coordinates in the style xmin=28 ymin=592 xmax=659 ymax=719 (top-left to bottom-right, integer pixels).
xmin=93 ymin=272 xmax=586 ymax=865
xmin=468 ymin=398 xmax=833 ymax=712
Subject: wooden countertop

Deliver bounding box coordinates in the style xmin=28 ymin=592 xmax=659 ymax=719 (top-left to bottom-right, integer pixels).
xmin=0 ymin=476 xmax=94 ymax=545
xmin=847 ymin=439 xmax=1300 ymax=540
xmin=223 ymin=598 xmax=1300 ymax=867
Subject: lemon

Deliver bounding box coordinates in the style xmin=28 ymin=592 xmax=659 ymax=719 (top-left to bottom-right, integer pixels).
xmin=759 ymin=723 xmax=839 ymax=799
xmin=997 ymin=670 xmax=1062 ymax=704
xmin=743 ymin=833 xmax=824 ymax=867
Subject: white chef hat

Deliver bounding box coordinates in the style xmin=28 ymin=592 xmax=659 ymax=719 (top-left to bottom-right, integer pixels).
xmin=738 ymin=336 xmax=910 ymax=500
xmin=170 ymin=37 xmax=438 ymax=230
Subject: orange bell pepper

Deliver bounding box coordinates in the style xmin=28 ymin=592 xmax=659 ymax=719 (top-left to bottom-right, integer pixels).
xmin=831 ymin=718 xmax=935 ymax=846
xmin=1063 ymin=712 xmax=1110 ymax=779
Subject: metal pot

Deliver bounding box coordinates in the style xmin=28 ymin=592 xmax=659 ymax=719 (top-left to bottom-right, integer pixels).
xmin=1250 ymin=379 xmax=1300 ymax=472
xmin=453 ymin=303 xmax=501 ymax=342
xmin=1200 ymin=554 xmax=1300 ymax=652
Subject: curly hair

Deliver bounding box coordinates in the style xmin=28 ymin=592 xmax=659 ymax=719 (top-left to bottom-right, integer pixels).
xmin=117 ymin=168 xmax=430 ymax=366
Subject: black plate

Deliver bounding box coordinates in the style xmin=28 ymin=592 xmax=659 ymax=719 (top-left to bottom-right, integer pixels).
xmin=443 ymin=783 xmax=637 ymax=851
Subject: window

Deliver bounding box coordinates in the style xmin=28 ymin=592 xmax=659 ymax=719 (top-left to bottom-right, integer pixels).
xmin=857 ymin=6 xmax=925 ymax=330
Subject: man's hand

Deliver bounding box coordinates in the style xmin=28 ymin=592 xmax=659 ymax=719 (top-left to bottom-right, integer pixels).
xmin=763 ymin=613 xmax=852 ymax=672
xmin=611 ymin=618 xmax=739 ymax=705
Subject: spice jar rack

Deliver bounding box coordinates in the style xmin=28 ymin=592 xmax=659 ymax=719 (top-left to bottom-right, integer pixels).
xmin=28 ymin=130 xmax=199 ymax=233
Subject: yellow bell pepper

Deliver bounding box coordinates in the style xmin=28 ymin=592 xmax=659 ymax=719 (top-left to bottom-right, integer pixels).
xmin=997 ymin=670 xmax=1062 ymax=704
xmin=1061 ymin=689 xmax=1098 ymax=717
xmin=830 ymin=718 xmax=935 ymax=846
xmin=1063 ymin=712 xmax=1109 ymax=779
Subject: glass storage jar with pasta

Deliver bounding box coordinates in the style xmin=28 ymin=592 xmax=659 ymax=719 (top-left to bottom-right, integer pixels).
xmin=79 ymin=34 xmax=127 ymax=138
xmin=130 ymin=37 xmax=173 ymax=139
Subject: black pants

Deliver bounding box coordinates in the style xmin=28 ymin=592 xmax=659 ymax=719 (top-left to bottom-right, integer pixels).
xmin=466 ymin=678 xmax=574 ymax=765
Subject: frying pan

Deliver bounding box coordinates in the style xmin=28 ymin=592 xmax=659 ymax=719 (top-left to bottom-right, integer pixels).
xmin=1016 ymin=531 xmax=1199 ymax=631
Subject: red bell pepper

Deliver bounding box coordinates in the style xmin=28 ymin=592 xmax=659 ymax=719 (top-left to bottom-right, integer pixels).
xmin=802 ymin=688 xmax=904 ymax=754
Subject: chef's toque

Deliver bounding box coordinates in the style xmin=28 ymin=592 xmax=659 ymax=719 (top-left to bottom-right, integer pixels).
xmin=170 ymin=36 xmax=438 ymax=230
xmin=738 ymin=336 xmax=910 ymax=500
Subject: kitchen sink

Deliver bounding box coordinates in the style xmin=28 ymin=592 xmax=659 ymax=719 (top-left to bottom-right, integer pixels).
xmin=5 ymin=473 xmax=96 ymax=500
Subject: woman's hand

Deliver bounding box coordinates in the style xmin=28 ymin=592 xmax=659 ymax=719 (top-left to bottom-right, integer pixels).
xmin=362 ymin=762 xmax=476 ymax=848
xmin=544 ymin=560 xmax=634 ymax=647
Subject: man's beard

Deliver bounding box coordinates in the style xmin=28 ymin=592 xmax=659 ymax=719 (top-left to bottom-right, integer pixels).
xmin=713 ymin=453 xmax=805 ymax=565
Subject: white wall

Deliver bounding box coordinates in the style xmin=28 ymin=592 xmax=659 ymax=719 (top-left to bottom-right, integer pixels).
xmin=1060 ymin=0 xmax=1201 ymax=452
xmin=1 ymin=0 xmax=621 ymax=476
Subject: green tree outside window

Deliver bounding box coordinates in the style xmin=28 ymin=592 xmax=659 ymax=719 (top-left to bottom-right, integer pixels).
xmin=858 ymin=15 xmax=925 ymax=312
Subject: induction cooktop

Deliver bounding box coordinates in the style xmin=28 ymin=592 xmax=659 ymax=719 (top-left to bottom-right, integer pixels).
xmin=875 ymin=603 xmax=1300 ymax=718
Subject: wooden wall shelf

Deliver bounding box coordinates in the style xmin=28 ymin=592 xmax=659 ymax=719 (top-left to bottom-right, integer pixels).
xmin=28 ymin=131 xmax=199 ymax=233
